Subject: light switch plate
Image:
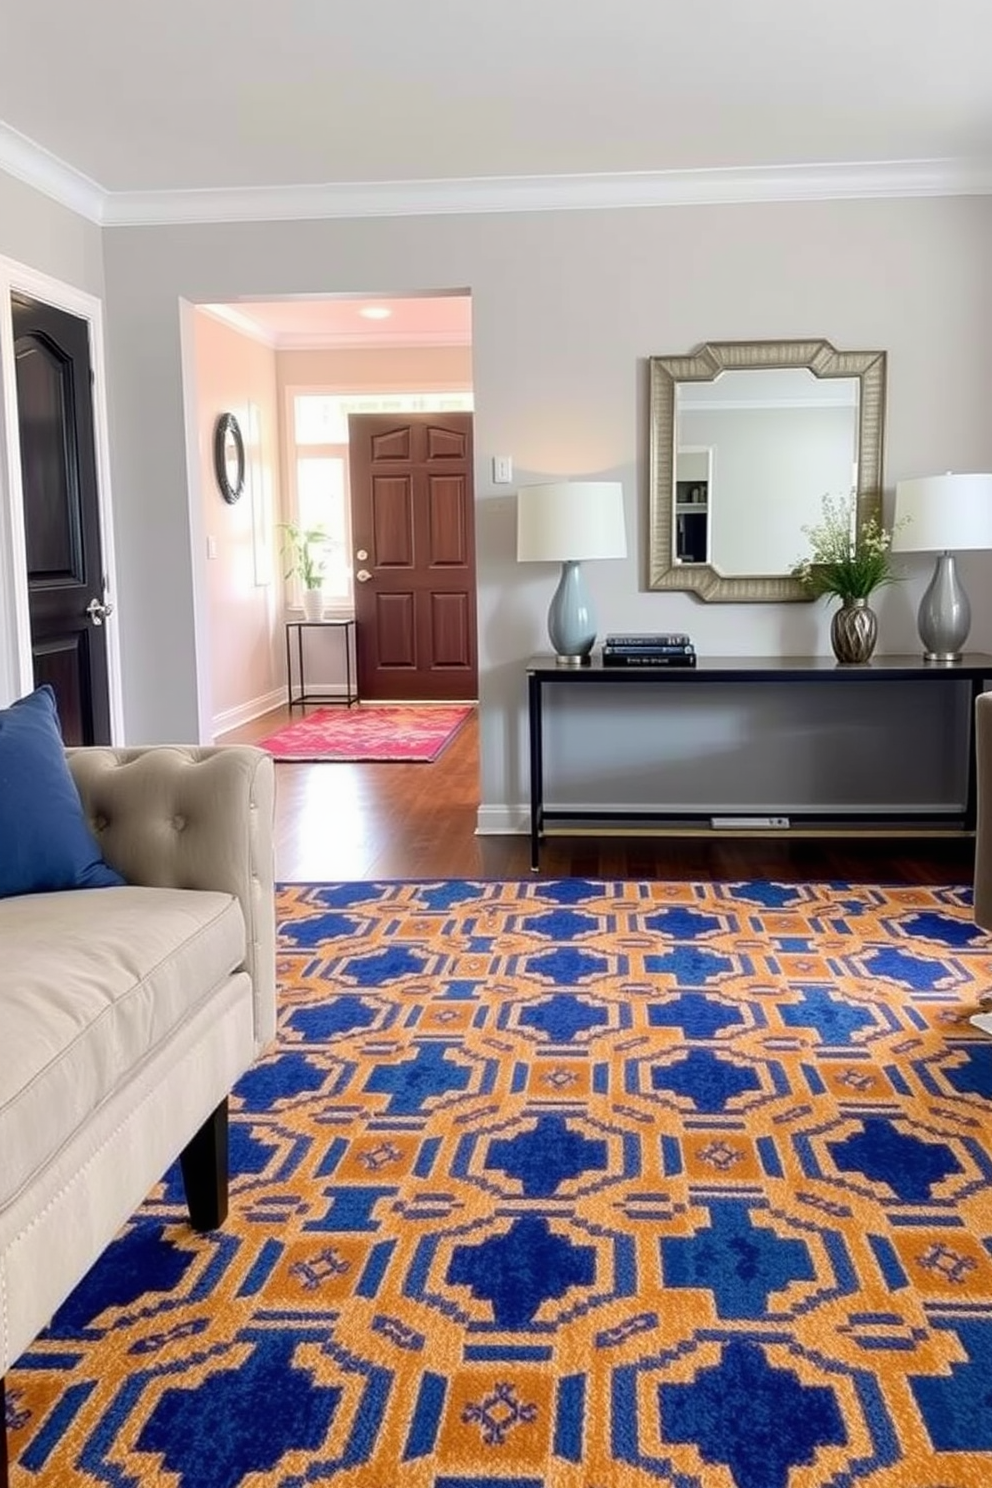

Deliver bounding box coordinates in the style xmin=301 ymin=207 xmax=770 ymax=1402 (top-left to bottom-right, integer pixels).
xmin=492 ymin=455 xmax=513 ymax=484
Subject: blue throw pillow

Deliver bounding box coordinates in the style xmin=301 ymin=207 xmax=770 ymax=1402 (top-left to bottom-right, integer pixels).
xmin=0 ymin=684 xmax=126 ymax=898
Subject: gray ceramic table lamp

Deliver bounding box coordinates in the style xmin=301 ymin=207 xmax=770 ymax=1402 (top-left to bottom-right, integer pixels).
xmin=517 ymin=480 xmax=627 ymax=664
xmin=892 ymin=473 xmax=992 ymax=662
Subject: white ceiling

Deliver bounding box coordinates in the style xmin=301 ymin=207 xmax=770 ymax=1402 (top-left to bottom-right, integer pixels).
xmin=205 ymin=295 xmax=472 ymax=348
xmin=1 ymin=0 xmax=991 ymax=219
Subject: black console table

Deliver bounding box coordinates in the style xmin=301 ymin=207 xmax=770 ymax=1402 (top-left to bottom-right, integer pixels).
xmin=286 ymin=619 xmax=358 ymax=710
xmin=526 ymin=653 xmax=992 ymax=869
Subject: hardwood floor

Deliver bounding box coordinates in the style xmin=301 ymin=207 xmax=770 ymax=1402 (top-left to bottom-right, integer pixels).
xmin=220 ymin=705 xmax=976 ymax=886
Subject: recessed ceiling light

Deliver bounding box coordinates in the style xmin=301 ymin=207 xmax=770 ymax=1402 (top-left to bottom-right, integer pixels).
xmin=359 ymin=306 xmax=392 ymax=320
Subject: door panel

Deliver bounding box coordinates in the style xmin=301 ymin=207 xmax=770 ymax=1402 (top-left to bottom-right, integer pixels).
xmin=430 ymin=592 xmax=472 ymax=667
xmin=371 ymin=426 xmax=412 ymax=460
xmin=373 ymin=477 xmax=414 ymax=566
xmin=32 ymin=636 xmax=86 ymax=744
xmin=12 ymin=293 xmax=111 ymax=744
xmin=376 ymin=592 xmax=417 ymax=668
xmin=426 ymin=425 xmax=468 ymax=460
xmin=350 ymin=413 xmax=478 ymax=702
xmin=429 ymin=478 xmax=468 ymax=564
xmin=18 ymin=343 xmax=81 ymax=577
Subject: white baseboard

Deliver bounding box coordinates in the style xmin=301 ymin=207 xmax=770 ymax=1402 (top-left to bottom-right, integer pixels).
xmin=476 ymin=804 xmax=529 ymax=835
xmin=296 ymin=681 xmax=355 ymax=698
xmin=368 ymin=697 xmax=479 ymax=707
xmin=212 ymin=686 xmax=285 ymax=739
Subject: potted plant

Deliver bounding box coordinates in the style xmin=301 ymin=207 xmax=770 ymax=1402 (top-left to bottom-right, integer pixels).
xmin=792 ymin=491 xmax=904 ymax=663
xmin=279 ymin=522 xmax=328 ymax=622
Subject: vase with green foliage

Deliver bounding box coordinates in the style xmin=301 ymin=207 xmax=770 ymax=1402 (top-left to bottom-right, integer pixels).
xmin=792 ymin=492 xmax=904 ymax=663
xmin=279 ymin=522 xmax=328 ymax=621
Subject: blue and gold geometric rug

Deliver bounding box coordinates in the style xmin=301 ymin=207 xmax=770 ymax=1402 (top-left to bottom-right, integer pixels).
xmin=9 ymin=879 xmax=992 ymax=1487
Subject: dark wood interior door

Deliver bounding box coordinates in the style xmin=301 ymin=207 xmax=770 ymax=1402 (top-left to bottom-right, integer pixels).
xmin=12 ymin=293 xmax=112 ymax=744
xmin=349 ymin=413 xmax=478 ymax=702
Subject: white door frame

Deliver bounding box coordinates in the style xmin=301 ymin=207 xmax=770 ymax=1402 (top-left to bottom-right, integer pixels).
xmin=177 ymin=296 xmax=215 ymax=745
xmin=0 ymin=255 xmax=124 ymax=740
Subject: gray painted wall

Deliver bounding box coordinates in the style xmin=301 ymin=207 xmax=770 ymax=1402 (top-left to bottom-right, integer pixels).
xmin=0 ymin=171 xmax=104 ymax=294
xmin=99 ymin=196 xmax=992 ymax=822
xmin=5 ymin=175 xmax=992 ymax=823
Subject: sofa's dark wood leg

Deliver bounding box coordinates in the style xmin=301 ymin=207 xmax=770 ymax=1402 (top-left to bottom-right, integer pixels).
xmin=2 ymin=1374 xmax=10 ymax=1488
xmin=179 ymin=1098 xmax=229 ymax=1232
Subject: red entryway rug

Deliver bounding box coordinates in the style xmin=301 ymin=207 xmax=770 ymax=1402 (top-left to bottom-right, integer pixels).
xmin=256 ymin=704 xmax=473 ymax=762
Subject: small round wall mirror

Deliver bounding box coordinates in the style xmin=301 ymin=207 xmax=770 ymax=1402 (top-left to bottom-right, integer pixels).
xmin=214 ymin=412 xmax=245 ymax=504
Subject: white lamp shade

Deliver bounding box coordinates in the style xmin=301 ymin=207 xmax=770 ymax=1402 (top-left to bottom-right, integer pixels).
xmin=891 ymin=473 xmax=992 ymax=553
xmin=517 ymin=481 xmax=627 ymax=562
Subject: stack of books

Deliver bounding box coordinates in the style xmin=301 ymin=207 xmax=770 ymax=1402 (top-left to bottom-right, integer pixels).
xmin=601 ymin=633 xmax=697 ymax=667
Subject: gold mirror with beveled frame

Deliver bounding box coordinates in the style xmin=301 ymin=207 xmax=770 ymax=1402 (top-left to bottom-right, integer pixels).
xmin=648 ymin=338 xmax=887 ymax=602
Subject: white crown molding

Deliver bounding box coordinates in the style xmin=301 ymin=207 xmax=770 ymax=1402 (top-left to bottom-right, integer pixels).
xmin=197 ymin=303 xmax=278 ymax=346
xmin=272 ymin=328 xmax=471 ymax=350
xmin=97 ymin=157 xmax=992 ymax=226
xmin=0 ymin=122 xmax=105 ymax=223
xmin=2 ymin=121 xmax=992 ymax=227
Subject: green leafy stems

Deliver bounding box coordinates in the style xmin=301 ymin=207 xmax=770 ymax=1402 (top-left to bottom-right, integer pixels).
xmin=279 ymin=522 xmax=328 ymax=590
xmin=792 ymin=491 xmax=906 ymax=602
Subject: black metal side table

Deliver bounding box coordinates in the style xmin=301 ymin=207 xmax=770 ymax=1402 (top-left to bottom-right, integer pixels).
xmin=285 ymin=619 xmax=358 ymax=709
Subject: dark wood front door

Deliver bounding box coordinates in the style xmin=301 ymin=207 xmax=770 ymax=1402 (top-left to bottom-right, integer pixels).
xmin=348 ymin=413 xmax=478 ymax=702
xmin=11 ymin=293 xmax=112 ymax=744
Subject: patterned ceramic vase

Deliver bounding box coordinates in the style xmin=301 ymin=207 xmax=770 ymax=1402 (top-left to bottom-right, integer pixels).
xmin=830 ymin=597 xmax=878 ymax=664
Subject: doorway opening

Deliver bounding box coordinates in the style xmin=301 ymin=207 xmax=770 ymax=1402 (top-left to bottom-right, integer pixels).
xmin=181 ymin=292 xmax=475 ymax=741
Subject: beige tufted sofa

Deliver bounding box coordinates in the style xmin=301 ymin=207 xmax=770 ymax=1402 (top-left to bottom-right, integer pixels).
xmin=974 ymin=694 xmax=992 ymax=935
xmin=973 ymin=695 xmax=992 ymax=1041
xmin=0 ymin=744 xmax=276 ymax=1486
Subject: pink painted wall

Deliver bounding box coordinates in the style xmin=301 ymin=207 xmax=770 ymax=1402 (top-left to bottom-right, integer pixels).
xmin=275 ymin=343 xmax=472 ymax=395
xmin=192 ymin=310 xmax=283 ymax=734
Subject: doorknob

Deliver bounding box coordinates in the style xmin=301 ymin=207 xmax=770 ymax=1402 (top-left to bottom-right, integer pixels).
xmin=356 ymin=549 xmax=368 ymax=561
xmin=86 ymin=597 xmax=115 ymax=626
xmin=356 ymin=569 xmax=372 ymax=583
